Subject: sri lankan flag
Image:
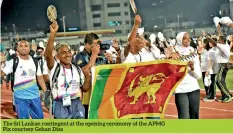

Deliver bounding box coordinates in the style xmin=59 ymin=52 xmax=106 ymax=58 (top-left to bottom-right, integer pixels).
xmin=88 ymin=60 xmax=188 ymax=119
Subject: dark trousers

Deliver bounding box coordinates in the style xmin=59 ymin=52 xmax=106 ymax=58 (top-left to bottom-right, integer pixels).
xmin=202 ymin=72 xmax=217 ymax=99
xmin=84 ymin=105 xmax=89 ymax=119
xmin=209 ymin=74 xmax=216 ymax=98
xmin=175 ymin=90 xmax=200 ymax=119
xmin=216 ymin=64 xmax=231 ymax=98
xmin=202 ymin=72 xmax=209 ymax=97
xmin=53 ymin=98 xmax=85 ymax=119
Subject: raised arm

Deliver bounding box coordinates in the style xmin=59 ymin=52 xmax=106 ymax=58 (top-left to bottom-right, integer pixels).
xmin=128 ymin=15 xmax=141 ymax=42
xmin=111 ymin=39 xmax=122 ymax=63
xmin=202 ymin=30 xmax=217 ymax=47
xmin=206 ymin=36 xmax=217 ymax=47
xmin=87 ymin=45 xmax=99 ymax=68
xmin=217 ymin=24 xmax=223 ymax=36
xmin=112 ymin=39 xmax=121 ymax=55
xmin=45 ymin=21 xmax=59 ymax=70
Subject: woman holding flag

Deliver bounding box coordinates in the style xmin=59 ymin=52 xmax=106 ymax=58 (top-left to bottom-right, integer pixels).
xmin=174 ymin=32 xmax=202 ymax=119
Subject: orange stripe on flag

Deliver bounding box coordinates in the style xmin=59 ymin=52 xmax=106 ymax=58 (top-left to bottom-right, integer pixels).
xmin=98 ymin=68 xmax=125 ymax=119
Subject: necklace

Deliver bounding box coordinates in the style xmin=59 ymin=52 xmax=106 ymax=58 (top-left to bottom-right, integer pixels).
xmin=132 ymin=53 xmax=142 ymax=63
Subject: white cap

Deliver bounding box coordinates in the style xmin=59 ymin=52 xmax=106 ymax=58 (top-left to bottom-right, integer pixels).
xmin=149 ymin=33 xmax=156 ymax=44
xmin=213 ymin=16 xmax=220 ymax=27
xmin=220 ymin=16 xmax=233 ymax=26
xmin=137 ymin=27 xmax=144 ymax=36
xmin=170 ymin=39 xmax=176 ymax=46
xmin=9 ymin=49 xmax=16 ymax=55
xmin=79 ymin=46 xmax=84 ymax=52
xmin=39 ymin=41 xmax=45 ymax=49
xmin=158 ymin=32 xmax=165 ymax=41
xmin=127 ymin=27 xmax=144 ymax=39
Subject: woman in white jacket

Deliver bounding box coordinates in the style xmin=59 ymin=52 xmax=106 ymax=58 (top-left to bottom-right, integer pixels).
xmin=174 ymin=32 xmax=202 ymax=119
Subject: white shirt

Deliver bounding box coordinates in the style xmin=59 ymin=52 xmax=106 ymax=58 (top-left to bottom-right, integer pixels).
xmin=123 ymin=53 xmax=142 ymax=63
xmin=216 ymin=43 xmax=230 ymax=63
xmin=123 ymin=49 xmax=156 ymax=63
xmin=2 ymin=57 xmax=42 ymax=99
xmin=50 ymin=61 xmax=85 ymax=100
xmin=200 ymin=49 xmax=208 ymax=72
xmin=150 ymin=44 xmax=166 ymax=59
xmin=207 ymin=47 xmax=218 ymax=74
xmin=175 ymin=46 xmax=202 ymax=93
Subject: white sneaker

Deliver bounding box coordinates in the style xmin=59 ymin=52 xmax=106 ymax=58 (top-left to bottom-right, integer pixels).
xmin=203 ymin=97 xmax=215 ymax=102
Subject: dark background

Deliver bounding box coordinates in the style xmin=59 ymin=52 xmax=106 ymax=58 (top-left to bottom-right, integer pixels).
xmin=1 ymin=0 xmax=226 ymax=32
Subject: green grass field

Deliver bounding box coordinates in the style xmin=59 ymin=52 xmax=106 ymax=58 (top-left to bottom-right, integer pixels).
xmin=198 ymin=69 xmax=233 ymax=91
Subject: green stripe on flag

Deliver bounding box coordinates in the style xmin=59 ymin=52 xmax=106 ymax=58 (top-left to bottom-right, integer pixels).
xmin=89 ymin=69 xmax=112 ymax=119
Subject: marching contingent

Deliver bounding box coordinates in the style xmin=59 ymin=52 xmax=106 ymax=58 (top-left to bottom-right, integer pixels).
xmin=0 ymin=4 xmax=233 ymax=120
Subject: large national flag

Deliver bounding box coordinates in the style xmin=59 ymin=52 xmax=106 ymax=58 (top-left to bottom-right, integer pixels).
xmin=88 ymin=60 xmax=188 ymax=119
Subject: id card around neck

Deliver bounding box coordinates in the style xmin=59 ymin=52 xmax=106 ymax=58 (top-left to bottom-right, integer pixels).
xmin=62 ymin=94 xmax=71 ymax=106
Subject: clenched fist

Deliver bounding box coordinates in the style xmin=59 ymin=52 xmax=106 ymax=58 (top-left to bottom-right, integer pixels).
xmin=50 ymin=21 xmax=59 ymax=34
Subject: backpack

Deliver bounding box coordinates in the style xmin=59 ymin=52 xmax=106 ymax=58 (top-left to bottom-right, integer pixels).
xmin=38 ymin=58 xmax=44 ymax=74
xmin=11 ymin=56 xmax=39 ymax=90
xmin=37 ymin=58 xmax=46 ymax=91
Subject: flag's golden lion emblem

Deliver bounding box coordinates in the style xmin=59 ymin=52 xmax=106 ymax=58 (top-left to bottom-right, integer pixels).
xmin=128 ymin=73 xmax=167 ymax=104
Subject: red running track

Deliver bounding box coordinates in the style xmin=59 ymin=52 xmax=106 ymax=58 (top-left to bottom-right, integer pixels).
xmin=1 ymin=82 xmax=233 ymax=119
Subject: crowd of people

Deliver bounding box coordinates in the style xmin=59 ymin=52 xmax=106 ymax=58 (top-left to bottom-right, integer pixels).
xmin=1 ymin=15 xmax=233 ymax=119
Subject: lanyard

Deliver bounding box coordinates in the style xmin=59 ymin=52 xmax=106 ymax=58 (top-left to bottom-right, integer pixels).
xmin=63 ymin=65 xmax=74 ymax=91
xmin=40 ymin=59 xmax=44 ymax=74
xmin=133 ymin=53 xmax=142 ymax=63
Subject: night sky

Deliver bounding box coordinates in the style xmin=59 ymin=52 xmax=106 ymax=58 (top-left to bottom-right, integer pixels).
xmin=1 ymin=0 xmax=226 ymax=32
xmin=1 ymin=0 xmax=80 ymax=32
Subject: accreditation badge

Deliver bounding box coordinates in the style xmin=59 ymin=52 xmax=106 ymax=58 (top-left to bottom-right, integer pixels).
xmin=62 ymin=93 xmax=71 ymax=106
